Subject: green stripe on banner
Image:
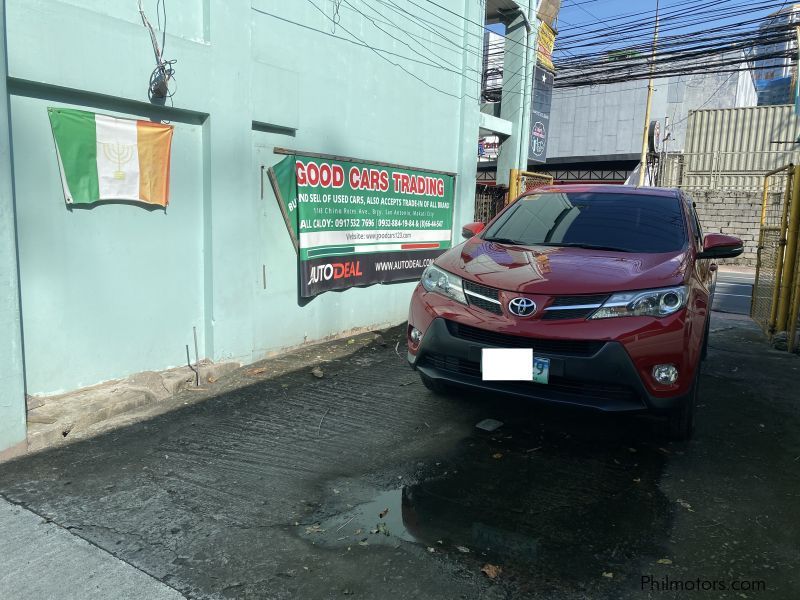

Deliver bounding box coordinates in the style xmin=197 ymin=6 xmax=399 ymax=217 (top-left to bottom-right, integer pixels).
xmin=48 ymin=108 xmax=99 ymax=203
xmin=307 ymin=246 xmax=356 ymax=258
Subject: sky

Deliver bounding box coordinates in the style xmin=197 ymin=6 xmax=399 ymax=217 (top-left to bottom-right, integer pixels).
xmin=485 ymin=0 xmax=791 ymax=50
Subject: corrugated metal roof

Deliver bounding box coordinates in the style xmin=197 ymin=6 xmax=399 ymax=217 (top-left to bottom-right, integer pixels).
xmin=675 ymin=105 xmax=800 ymax=191
xmin=685 ymin=105 xmax=799 ymax=155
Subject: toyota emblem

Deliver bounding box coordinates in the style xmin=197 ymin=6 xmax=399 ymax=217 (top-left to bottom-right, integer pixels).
xmin=508 ymin=297 xmax=537 ymax=317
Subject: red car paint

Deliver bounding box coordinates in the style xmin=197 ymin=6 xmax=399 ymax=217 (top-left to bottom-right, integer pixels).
xmin=407 ymin=185 xmax=742 ymax=410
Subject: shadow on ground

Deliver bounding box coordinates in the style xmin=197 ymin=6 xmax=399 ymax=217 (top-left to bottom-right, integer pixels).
xmin=0 ymin=313 xmax=798 ymax=599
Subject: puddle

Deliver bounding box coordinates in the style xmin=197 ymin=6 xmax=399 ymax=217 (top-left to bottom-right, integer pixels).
xmin=302 ymin=411 xmax=675 ymax=584
xmin=304 ymin=489 xmax=418 ymax=548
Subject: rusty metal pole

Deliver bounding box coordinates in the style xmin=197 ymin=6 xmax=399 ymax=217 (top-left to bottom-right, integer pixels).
xmin=776 ymin=166 xmax=800 ymax=333
xmin=768 ymin=168 xmax=794 ymax=332
xmin=507 ymin=168 xmax=519 ymax=205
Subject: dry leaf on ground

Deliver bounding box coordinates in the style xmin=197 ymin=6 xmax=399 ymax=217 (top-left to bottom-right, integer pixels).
xmin=481 ymin=564 xmax=502 ymax=579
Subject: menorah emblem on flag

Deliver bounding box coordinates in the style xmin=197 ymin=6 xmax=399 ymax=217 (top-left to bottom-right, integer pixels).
xmin=101 ymin=141 xmax=135 ymax=180
xmin=48 ymin=107 xmax=174 ymax=206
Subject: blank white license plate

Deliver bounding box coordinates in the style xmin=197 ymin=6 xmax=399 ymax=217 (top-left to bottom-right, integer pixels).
xmin=481 ymin=349 xmax=550 ymax=384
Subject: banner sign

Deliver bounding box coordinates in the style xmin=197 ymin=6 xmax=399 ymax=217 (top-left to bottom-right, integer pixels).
xmin=537 ymin=0 xmax=561 ymax=29
xmin=529 ymin=66 xmax=554 ymax=163
xmin=536 ymin=22 xmax=556 ymax=73
xmin=268 ymin=153 xmax=455 ymax=298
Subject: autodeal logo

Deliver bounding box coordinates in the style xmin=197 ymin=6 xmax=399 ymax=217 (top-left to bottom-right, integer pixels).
xmin=307 ymin=261 xmax=364 ymax=285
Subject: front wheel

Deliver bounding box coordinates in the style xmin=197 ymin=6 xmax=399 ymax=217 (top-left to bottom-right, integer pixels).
xmin=665 ymin=369 xmax=699 ymax=440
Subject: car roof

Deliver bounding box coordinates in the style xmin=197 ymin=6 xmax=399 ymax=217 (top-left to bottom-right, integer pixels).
xmin=524 ymin=184 xmax=681 ymax=198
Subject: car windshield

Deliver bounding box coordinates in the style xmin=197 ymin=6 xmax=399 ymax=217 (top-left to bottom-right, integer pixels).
xmin=482 ymin=191 xmax=687 ymax=253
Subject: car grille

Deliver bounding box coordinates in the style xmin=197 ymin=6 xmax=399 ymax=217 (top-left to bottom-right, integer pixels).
xmin=463 ymin=280 xmax=502 ymax=315
xmin=420 ymin=353 xmax=638 ymax=404
xmin=446 ymin=321 xmax=604 ymax=357
xmin=549 ymin=294 xmax=610 ymax=307
xmin=542 ymin=294 xmax=609 ymax=321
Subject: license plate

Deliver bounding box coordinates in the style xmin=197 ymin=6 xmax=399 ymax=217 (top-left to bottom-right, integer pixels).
xmin=481 ymin=349 xmax=550 ymax=383
xmin=533 ymin=357 xmax=550 ymax=384
xmin=481 ymin=348 xmax=532 ymax=381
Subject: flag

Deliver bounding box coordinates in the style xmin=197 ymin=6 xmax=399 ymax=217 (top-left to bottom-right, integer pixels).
xmin=48 ymin=108 xmax=174 ymax=206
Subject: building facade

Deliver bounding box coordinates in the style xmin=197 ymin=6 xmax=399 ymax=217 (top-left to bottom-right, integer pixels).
xmin=0 ymin=0 xmax=490 ymax=454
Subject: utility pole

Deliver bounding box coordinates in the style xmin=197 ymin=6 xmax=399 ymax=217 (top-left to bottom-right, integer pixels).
xmin=638 ymin=0 xmax=660 ymax=186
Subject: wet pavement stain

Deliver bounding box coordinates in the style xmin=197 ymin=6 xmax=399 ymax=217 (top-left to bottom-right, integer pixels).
xmin=301 ymin=403 xmax=675 ymax=595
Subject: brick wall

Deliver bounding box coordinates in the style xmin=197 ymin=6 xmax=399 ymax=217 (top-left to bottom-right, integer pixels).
xmin=689 ymin=190 xmax=768 ymax=267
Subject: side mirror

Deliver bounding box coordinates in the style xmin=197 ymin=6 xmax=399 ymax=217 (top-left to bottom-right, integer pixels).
xmin=461 ymin=221 xmax=485 ymax=239
xmin=697 ymin=233 xmax=743 ymax=259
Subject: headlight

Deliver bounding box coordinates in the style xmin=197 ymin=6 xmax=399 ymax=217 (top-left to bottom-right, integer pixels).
xmin=589 ymin=285 xmax=688 ymax=319
xmin=420 ymin=265 xmax=467 ymax=305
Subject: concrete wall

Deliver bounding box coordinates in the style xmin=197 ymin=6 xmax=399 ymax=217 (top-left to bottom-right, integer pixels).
xmin=0 ymin=0 xmax=27 ymax=455
xmin=548 ymin=80 xmax=659 ymax=159
xmin=548 ymin=52 xmax=757 ymax=159
xmin=0 ymin=0 xmax=482 ymax=439
xmin=689 ymin=190 xmax=761 ymax=267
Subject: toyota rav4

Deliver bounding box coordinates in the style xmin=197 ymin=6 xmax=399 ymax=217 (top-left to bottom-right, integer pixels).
xmin=406 ymin=185 xmax=743 ymax=439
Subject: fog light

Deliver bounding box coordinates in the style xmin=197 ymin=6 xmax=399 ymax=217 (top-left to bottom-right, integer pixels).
xmin=410 ymin=327 xmax=423 ymax=344
xmin=652 ymin=364 xmax=679 ymax=385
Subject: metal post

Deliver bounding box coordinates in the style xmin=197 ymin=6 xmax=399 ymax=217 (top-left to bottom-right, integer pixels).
xmin=769 ymin=167 xmax=794 ymax=332
xmin=776 ymin=166 xmax=800 ymax=332
xmin=508 ymin=168 xmax=519 ymax=204
xmin=638 ymin=0 xmax=659 ymax=186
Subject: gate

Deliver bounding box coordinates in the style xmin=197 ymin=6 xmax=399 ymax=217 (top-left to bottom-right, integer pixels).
xmin=752 ymin=164 xmax=800 ymax=352
xmin=473 ymin=169 xmax=554 ymax=224
xmin=508 ymin=169 xmax=554 ymax=202
xmin=474 ymin=184 xmax=506 ymax=223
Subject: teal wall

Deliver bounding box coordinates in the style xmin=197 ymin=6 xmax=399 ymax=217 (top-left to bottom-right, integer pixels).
xmin=0 ymin=0 xmax=482 ymax=437
xmin=0 ymin=0 xmax=27 ymax=453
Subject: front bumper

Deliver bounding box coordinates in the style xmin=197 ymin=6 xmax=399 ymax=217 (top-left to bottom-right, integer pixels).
xmin=408 ymin=317 xmax=689 ymax=413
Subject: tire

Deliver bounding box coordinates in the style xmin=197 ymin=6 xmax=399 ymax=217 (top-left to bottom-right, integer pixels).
xmin=419 ymin=373 xmax=451 ymax=395
xmin=665 ymin=369 xmax=699 ymax=440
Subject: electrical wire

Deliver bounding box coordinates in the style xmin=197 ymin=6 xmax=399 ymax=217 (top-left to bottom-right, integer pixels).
xmin=304 ymin=0 xmax=477 ymax=100
xmin=138 ymin=0 xmax=176 ymax=102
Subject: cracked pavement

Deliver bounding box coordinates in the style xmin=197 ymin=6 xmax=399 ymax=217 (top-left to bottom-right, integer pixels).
xmin=0 ymin=313 xmax=799 ymax=599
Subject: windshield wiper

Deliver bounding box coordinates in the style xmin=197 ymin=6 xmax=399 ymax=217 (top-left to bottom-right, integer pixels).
xmin=538 ymin=242 xmax=632 ymax=252
xmin=482 ymin=236 xmax=527 ymax=245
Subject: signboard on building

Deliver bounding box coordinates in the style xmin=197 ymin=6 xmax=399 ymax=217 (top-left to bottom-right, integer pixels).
xmin=536 ymin=22 xmax=556 ymax=73
xmin=479 ymin=135 xmax=500 ymax=161
xmin=537 ymin=0 xmax=561 ymax=29
xmin=529 ymin=66 xmax=554 ymax=164
xmin=268 ymin=152 xmax=455 ymax=298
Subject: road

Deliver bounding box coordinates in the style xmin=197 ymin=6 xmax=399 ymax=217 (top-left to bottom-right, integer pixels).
xmin=713 ymin=270 xmax=755 ymax=316
xmin=1 ymin=312 xmax=798 ymax=599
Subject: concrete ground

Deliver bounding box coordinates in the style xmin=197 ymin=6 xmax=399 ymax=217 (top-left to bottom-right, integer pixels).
xmin=0 ymin=311 xmax=799 ymax=599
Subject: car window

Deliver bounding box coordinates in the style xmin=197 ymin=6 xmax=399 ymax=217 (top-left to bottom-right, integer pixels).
xmin=682 ymin=193 xmax=702 ymax=246
xmin=483 ymin=191 xmax=687 ymax=253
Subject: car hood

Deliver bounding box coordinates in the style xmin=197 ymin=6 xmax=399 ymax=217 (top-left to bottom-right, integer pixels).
xmin=436 ymin=237 xmax=690 ymax=294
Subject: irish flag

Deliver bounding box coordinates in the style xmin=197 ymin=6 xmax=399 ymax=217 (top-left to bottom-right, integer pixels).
xmin=48 ymin=108 xmax=174 ymax=207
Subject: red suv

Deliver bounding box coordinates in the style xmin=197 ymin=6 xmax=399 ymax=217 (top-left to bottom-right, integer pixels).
xmin=406 ymin=185 xmax=743 ymax=439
